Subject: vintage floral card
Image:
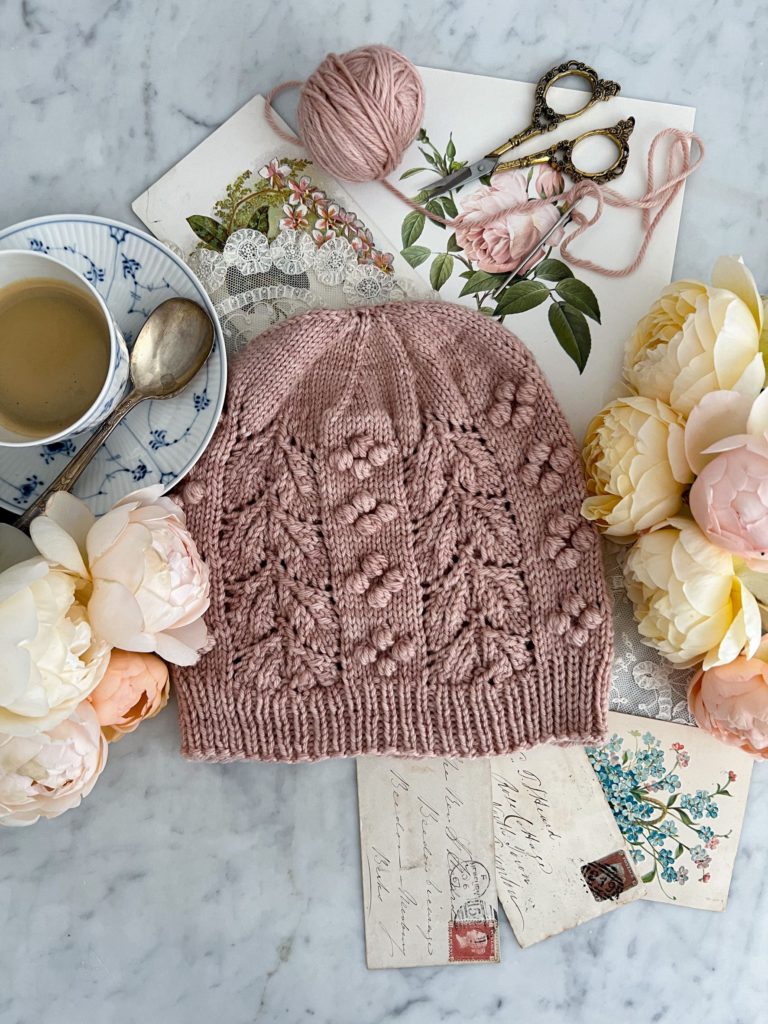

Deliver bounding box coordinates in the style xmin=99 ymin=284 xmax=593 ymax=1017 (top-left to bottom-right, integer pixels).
xmin=132 ymin=94 xmax=428 ymax=354
xmin=343 ymin=67 xmax=696 ymax=439
xmin=586 ymin=712 xmax=754 ymax=910
xmin=492 ymin=745 xmax=644 ymax=948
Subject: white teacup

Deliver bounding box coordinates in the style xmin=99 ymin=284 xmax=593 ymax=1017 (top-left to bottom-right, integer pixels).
xmin=0 ymin=250 xmax=130 ymax=447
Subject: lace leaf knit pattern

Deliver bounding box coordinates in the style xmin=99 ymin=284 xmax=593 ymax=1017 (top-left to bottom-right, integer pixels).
xmin=172 ymin=302 xmax=612 ymax=762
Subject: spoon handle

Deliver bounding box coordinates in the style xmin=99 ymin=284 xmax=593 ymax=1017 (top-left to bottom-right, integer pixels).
xmin=15 ymin=391 xmax=144 ymax=531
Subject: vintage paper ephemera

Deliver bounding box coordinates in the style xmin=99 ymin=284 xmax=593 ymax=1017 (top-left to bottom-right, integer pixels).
xmin=491 ymin=746 xmax=644 ymax=948
xmin=356 ymin=756 xmax=499 ymax=969
xmin=587 ymin=712 xmax=754 ymax=912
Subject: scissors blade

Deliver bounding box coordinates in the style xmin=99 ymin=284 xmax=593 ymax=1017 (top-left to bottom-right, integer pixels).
xmin=420 ymin=158 xmax=498 ymax=200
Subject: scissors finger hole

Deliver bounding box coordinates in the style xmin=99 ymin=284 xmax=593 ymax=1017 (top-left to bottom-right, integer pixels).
xmin=569 ymin=132 xmax=623 ymax=176
xmin=543 ymin=72 xmax=596 ymax=117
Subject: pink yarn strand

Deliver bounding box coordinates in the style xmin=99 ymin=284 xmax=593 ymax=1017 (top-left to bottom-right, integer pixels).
xmin=264 ymin=81 xmax=305 ymax=144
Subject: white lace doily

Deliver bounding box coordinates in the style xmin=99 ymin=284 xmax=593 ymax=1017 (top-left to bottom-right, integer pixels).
xmin=605 ymin=543 xmax=695 ymax=725
xmin=183 ymin=227 xmax=415 ymax=355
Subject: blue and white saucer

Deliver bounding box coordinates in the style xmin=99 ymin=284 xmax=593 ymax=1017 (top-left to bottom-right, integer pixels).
xmin=0 ymin=215 xmax=226 ymax=515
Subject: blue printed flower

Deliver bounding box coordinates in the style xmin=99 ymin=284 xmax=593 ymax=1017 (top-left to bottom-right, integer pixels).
xmin=630 ymin=849 xmax=645 ymax=863
xmin=699 ymin=826 xmax=715 ymax=844
xmin=122 ymin=255 xmax=142 ymax=280
xmin=109 ymin=226 xmax=128 ymax=245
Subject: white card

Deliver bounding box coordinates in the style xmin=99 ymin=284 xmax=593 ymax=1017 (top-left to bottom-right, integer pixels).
xmin=587 ymin=712 xmax=754 ymax=911
xmin=356 ymin=756 xmax=500 ymax=968
xmin=342 ymin=66 xmax=696 ymax=439
xmin=131 ymin=93 xmax=426 ymax=291
xmin=492 ymin=746 xmax=644 ymax=948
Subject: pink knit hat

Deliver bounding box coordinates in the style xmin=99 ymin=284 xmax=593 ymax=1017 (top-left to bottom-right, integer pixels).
xmin=173 ymin=302 xmax=612 ymax=762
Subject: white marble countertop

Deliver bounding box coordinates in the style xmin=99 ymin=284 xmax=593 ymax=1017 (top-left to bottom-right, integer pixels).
xmin=2 ymin=2 xmax=767 ymax=1022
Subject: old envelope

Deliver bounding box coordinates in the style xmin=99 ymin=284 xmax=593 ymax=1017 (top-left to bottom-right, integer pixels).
xmin=492 ymin=745 xmax=644 ymax=947
xmin=357 ymin=756 xmax=499 ymax=969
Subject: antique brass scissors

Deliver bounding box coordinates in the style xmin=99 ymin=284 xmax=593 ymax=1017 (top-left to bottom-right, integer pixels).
xmin=422 ymin=60 xmax=636 ymax=200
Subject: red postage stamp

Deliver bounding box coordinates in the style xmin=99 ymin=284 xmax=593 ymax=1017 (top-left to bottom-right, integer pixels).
xmin=448 ymin=920 xmax=499 ymax=963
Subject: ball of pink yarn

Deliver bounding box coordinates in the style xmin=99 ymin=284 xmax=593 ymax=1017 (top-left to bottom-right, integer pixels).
xmin=296 ymin=46 xmax=425 ymax=183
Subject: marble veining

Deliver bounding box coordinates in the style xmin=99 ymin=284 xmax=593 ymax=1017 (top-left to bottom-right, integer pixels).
xmin=1 ymin=2 xmax=767 ymax=1022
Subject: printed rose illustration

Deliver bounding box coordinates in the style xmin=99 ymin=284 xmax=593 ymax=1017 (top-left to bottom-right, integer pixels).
xmin=399 ymin=129 xmax=601 ymax=372
xmin=586 ymin=730 xmax=737 ymax=899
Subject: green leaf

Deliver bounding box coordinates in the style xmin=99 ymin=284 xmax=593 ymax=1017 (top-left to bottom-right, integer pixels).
xmin=622 ymin=752 xmax=629 ymax=764
xmin=399 ymin=167 xmax=430 ymax=180
xmin=495 ymin=279 xmax=550 ymax=317
xmin=401 ymin=210 xmax=426 ymax=248
xmin=430 ymin=252 xmax=454 ymax=291
xmin=667 ymin=794 xmax=678 ymax=807
xmin=422 ymin=151 xmax=439 ymax=169
xmin=247 ymin=205 xmax=270 ymax=234
xmin=555 ymin=278 xmax=601 ymax=322
xmin=534 ymin=258 xmax=574 ymax=282
xmin=400 ymin=244 xmax=431 ymax=268
xmin=425 ymin=198 xmax=446 ymax=228
xmin=459 ymin=269 xmax=510 ymax=298
xmin=479 ymin=306 xmax=495 ymax=315
xmin=446 ymin=233 xmax=461 ymax=253
xmin=548 ymin=301 xmax=592 ymax=373
xmin=676 ymin=809 xmax=695 ymax=827
xmin=446 ymin=136 xmax=456 ymax=162
xmin=186 ymin=215 xmax=228 ymax=252
xmin=441 ymin=194 xmax=458 ymax=219
xmin=674 ymin=843 xmax=684 ymax=860
xmin=641 ymin=867 xmax=657 ymax=884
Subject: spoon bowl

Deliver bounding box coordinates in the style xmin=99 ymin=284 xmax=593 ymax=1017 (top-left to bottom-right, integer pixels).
xmin=130 ymin=298 xmax=214 ymax=397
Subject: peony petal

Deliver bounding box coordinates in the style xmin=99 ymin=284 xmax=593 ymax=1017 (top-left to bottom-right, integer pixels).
xmin=746 ymin=389 xmax=768 ymax=437
xmin=44 ymin=492 xmax=95 ymax=557
xmin=0 ymin=557 xmax=49 ymax=603
xmin=88 ymin=578 xmax=154 ymax=651
xmin=712 ymin=255 xmax=764 ymax=335
xmin=684 ymin=391 xmax=752 ymax=474
xmin=30 ymin=515 xmax=88 ymax=578
xmin=153 ymin=629 xmax=201 ymax=666
xmin=86 ymin=506 xmax=132 ymax=563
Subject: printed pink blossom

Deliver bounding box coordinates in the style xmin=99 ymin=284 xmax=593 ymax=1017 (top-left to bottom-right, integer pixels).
xmin=259 ymin=158 xmax=291 ymax=188
xmin=453 ymin=171 xmax=564 ymax=273
xmin=535 ymin=164 xmax=565 ymax=197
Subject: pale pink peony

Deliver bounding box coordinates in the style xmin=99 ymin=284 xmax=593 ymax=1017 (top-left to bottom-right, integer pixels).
xmin=89 ymin=649 xmax=170 ymax=742
xmin=535 ymin=165 xmax=565 ymax=198
xmin=689 ymin=652 xmax=768 ymax=757
xmin=0 ymin=701 xmax=108 ymax=826
xmin=30 ymin=487 xmax=210 ymax=666
xmin=453 ymin=171 xmax=564 ymax=273
xmin=689 ymin=433 xmax=768 ymax=570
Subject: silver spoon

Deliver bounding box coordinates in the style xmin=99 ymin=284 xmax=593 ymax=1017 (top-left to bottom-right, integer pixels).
xmin=15 ymin=298 xmax=215 ymax=530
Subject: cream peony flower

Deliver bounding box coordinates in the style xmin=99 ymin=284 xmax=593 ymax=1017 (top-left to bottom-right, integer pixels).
xmin=31 ymin=486 xmax=210 ymax=666
xmin=624 ymin=518 xmax=761 ymax=669
xmin=582 ymin=396 xmax=692 ymax=539
xmin=0 ymin=536 xmax=110 ymax=736
xmin=0 ymin=701 xmax=107 ymax=826
xmin=624 ymin=256 xmax=765 ymax=416
xmin=89 ymin=649 xmax=170 ymax=741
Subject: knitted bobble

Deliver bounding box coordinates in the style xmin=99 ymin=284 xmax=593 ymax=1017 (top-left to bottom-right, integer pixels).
xmin=330 ymin=434 xmax=394 ymax=480
xmin=345 ymin=553 xmax=405 ymax=608
xmin=487 ymin=378 xmax=539 ymax=430
xmin=572 ymin=524 xmax=594 ymax=552
xmin=549 ymin=593 xmax=604 ymax=646
xmin=543 ymin=512 xmax=594 ymax=568
xmin=523 ymin=443 xmax=576 ymax=492
xmin=354 ymin=501 xmax=398 ymax=537
xmin=335 ymin=490 xmax=376 ymax=526
xmin=355 ymin=628 xmax=415 ymax=676
xmin=180 ymin=480 xmax=205 ymax=506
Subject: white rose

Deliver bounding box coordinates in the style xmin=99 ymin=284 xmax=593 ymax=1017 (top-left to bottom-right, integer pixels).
xmin=582 ymin=396 xmax=692 ymax=539
xmin=31 ymin=486 xmax=210 ymax=666
xmin=0 ymin=701 xmax=107 ymax=826
xmin=0 ymin=531 xmax=110 ymax=735
xmin=624 ymin=256 xmax=765 ymax=416
xmin=623 ymin=518 xmax=761 ymax=669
